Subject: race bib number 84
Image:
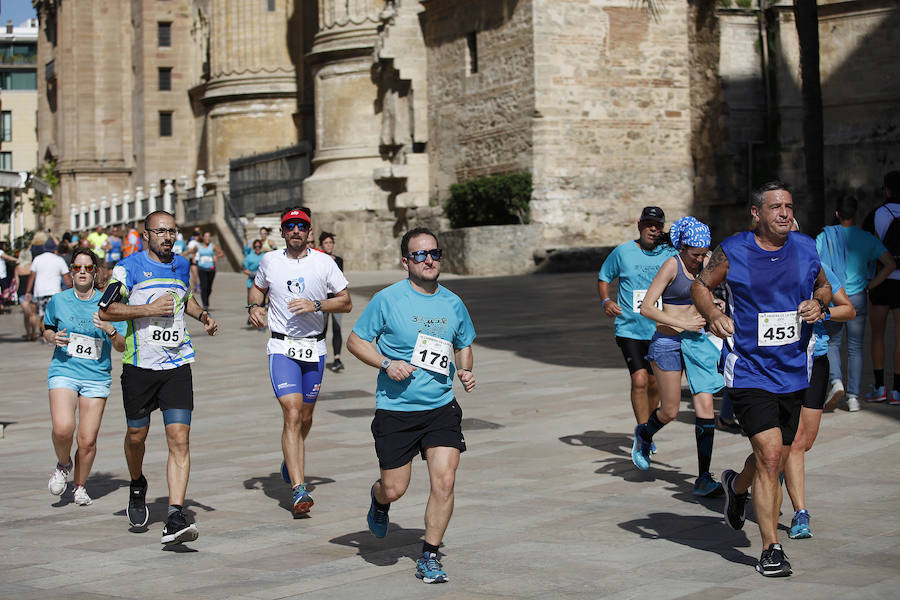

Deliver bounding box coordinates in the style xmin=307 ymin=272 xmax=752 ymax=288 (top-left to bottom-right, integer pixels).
xmin=758 ymin=311 xmax=800 ymax=347
xmin=67 ymin=333 xmax=102 ymax=360
xmin=410 ymin=332 xmax=453 ymax=376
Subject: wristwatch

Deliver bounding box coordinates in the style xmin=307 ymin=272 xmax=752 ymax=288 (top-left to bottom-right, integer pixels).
xmin=821 ymin=305 xmax=831 ymax=321
xmin=380 ymin=357 xmax=392 ymax=371
xmin=313 ymin=300 xmax=322 ymax=312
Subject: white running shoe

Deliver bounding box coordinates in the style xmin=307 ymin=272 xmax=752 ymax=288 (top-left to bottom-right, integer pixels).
xmin=48 ymin=462 xmax=72 ymax=496
xmin=824 ymin=379 xmax=844 ymax=411
xmin=73 ymin=486 xmax=92 ymax=506
xmin=845 ymin=395 xmax=860 ymax=412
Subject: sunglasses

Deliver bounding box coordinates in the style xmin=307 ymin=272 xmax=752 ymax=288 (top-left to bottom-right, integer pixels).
xmin=282 ymin=222 xmax=309 ymax=232
xmin=70 ymin=264 xmax=96 ymax=273
xmin=404 ymin=249 xmax=442 ymax=263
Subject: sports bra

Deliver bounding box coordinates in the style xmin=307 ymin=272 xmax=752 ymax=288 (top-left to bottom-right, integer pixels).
xmin=661 ymin=257 xmax=694 ymax=305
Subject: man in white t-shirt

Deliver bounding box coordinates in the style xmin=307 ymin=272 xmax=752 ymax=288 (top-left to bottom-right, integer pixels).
xmin=26 ymin=246 xmax=72 ymax=321
xmin=248 ymin=207 xmax=351 ymax=516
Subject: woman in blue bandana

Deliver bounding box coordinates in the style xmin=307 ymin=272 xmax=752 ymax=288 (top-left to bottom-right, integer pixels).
xmin=636 ymin=216 xmax=725 ymax=497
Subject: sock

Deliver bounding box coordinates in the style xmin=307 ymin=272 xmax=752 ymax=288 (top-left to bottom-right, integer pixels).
xmin=422 ymin=541 xmax=440 ymax=556
xmin=131 ymin=474 xmax=146 ymax=487
xmin=57 ymin=460 xmax=72 ymax=470
xmin=642 ymin=408 xmax=666 ymax=442
xmin=893 ymin=373 xmax=900 ymax=393
xmin=168 ymin=504 xmax=182 ymax=517
xmin=695 ymin=417 xmax=716 ymax=475
xmin=874 ymin=369 xmax=885 ymax=388
xmin=373 ymin=496 xmax=390 ymax=512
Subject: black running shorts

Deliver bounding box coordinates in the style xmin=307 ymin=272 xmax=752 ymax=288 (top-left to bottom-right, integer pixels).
xmin=804 ymin=355 xmax=829 ymax=410
xmin=729 ymin=387 xmax=804 ymax=445
xmin=371 ymin=400 xmax=466 ymax=470
xmin=869 ymin=279 xmax=900 ymax=309
xmin=615 ymin=336 xmax=652 ymax=375
xmin=121 ymin=363 xmax=194 ymax=422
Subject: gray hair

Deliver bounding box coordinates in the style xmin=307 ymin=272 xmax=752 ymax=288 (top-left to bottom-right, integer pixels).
xmin=751 ymin=181 xmax=791 ymax=209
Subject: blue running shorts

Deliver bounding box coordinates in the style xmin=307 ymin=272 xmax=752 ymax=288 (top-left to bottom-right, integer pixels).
xmin=269 ymin=353 xmax=326 ymax=403
xmin=646 ymin=333 xmax=683 ymax=372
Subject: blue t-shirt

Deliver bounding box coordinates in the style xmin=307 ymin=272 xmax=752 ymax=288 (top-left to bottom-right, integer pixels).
xmin=352 ymin=280 xmax=476 ymax=412
xmin=813 ymin=264 xmax=842 ymax=357
xmin=243 ymin=252 xmax=263 ymax=289
xmin=107 ymin=237 xmax=123 ymax=262
xmin=44 ymin=288 xmax=126 ymax=383
xmin=722 ymin=231 xmax=821 ymax=393
xmin=598 ymin=241 xmax=677 ymax=340
xmin=816 ymin=226 xmax=886 ymax=296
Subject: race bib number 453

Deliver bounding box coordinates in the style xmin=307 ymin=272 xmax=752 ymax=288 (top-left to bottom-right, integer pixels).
xmin=758 ymin=311 xmax=800 ymax=347
xmin=410 ymin=332 xmax=453 ymax=376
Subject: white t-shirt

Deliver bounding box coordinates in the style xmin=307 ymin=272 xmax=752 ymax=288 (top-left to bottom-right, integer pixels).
xmin=186 ymin=239 xmax=200 ymax=263
xmin=30 ymin=252 xmax=69 ymax=297
xmin=254 ymin=248 xmax=349 ymax=357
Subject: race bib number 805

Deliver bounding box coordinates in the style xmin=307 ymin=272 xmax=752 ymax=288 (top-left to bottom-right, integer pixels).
xmin=410 ymin=332 xmax=453 ymax=376
xmin=758 ymin=311 xmax=800 ymax=347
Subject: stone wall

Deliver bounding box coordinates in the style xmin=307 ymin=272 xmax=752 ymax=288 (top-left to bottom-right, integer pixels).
xmin=440 ymin=224 xmax=543 ymax=276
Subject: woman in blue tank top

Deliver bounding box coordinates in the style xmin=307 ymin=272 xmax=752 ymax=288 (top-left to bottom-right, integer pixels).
xmin=195 ymin=231 xmax=224 ymax=310
xmin=636 ymin=216 xmax=725 ymax=497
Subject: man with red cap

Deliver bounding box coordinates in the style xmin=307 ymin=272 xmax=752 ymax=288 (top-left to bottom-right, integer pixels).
xmin=248 ymin=207 xmax=352 ymax=516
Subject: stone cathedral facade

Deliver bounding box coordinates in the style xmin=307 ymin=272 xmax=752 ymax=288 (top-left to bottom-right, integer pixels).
xmin=33 ymin=0 xmax=900 ymax=270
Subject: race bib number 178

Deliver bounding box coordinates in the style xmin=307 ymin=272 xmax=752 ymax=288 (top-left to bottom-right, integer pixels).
xmin=410 ymin=333 xmax=453 ymax=376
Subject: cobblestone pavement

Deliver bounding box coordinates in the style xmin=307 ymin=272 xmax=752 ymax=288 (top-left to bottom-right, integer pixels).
xmin=1 ymin=270 xmax=898 ymax=599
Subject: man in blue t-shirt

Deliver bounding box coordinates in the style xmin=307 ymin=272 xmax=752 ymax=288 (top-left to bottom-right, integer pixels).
xmin=692 ymin=182 xmax=832 ymax=578
xmin=597 ymin=206 xmax=675 ymax=438
xmin=347 ymin=227 xmax=476 ymax=585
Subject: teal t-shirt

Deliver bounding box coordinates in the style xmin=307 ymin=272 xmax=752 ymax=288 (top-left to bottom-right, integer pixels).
xmin=352 ymin=279 xmax=476 ymax=412
xmin=816 ymin=226 xmax=886 ymax=296
xmin=813 ymin=264 xmax=842 ymax=357
xmin=44 ymin=288 xmax=127 ymax=382
xmin=598 ymin=241 xmax=677 ymax=340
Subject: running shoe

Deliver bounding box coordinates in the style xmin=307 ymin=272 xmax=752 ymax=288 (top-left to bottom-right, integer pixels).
xmin=716 ymin=416 xmax=742 ymax=434
xmin=330 ymin=358 xmax=345 ymax=373
xmin=48 ymin=461 xmax=72 ymax=496
xmin=755 ymin=543 xmax=792 ymax=577
xmin=824 ymin=379 xmax=844 ymax=411
xmin=693 ymin=472 xmax=724 ymax=497
xmin=367 ymin=485 xmax=389 ymax=538
xmin=292 ymin=483 xmax=314 ymax=515
xmin=789 ymin=509 xmax=812 ymax=539
xmin=127 ymin=476 xmax=149 ymax=527
xmin=890 ymin=390 xmax=900 ymax=406
xmin=280 ymin=460 xmax=291 ymax=484
xmin=721 ymin=469 xmax=748 ymax=530
xmin=73 ymin=485 xmax=93 ymax=506
xmin=415 ymin=552 xmax=448 ymax=584
xmin=844 ymin=395 xmax=860 ymax=412
xmin=650 ymin=441 xmax=658 ymax=455
xmin=161 ymin=509 xmax=199 ymax=546
xmin=865 ymin=385 xmax=887 ymax=403
xmin=631 ymin=425 xmax=651 ymax=471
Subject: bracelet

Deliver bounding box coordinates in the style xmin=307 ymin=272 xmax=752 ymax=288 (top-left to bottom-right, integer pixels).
xmin=198 ymin=310 xmax=209 ymax=323
xmin=458 ymin=368 xmax=472 ymax=373
xmin=601 ymin=298 xmax=611 ymax=308
xmin=247 ymin=303 xmax=262 ymax=314
xmin=108 ymin=329 xmax=117 ymax=338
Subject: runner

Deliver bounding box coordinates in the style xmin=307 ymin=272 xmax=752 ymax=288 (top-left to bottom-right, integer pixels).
xmin=122 ymin=221 xmax=142 ymax=258
xmin=26 ymin=244 xmax=72 ymax=337
xmin=598 ymin=206 xmax=676 ymax=456
xmin=637 ymin=216 xmax=724 ymax=496
xmin=98 ymin=210 xmax=218 ymax=546
xmin=194 ymin=231 xmax=224 ymax=311
xmin=318 ymin=231 xmax=346 ymax=372
xmin=243 ymin=239 xmax=265 ymax=325
xmin=43 ymin=248 xmax=126 ymax=505
xmin=247 ymin=208 xmax=351 ymax=516
xmin=107 ymin=225 xmax=123 ymax=268
xmin=346 ymin=227 xmax=476 ymax=584
xmin=692 ymin=181 xmax=831 ymax=577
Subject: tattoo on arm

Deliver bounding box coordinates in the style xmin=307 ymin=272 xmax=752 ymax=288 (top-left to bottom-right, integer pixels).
xmin=697 ymin=245 xmax=728 ymax=290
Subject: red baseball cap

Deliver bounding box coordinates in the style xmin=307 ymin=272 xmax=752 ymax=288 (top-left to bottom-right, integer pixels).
xmin=281 ymin=209 xmax=311 ymax=226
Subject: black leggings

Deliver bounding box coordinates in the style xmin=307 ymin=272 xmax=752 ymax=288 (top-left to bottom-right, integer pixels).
xmin=323 ymin=313 xmax=343 ymax=356
xmin=197 ymin=268 xmax=215 ymax=309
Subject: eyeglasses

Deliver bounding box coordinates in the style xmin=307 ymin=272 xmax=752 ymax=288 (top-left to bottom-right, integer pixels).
xmin=282 ymin=222 xmax=309 ymax=232
xmin=149 ymin=228 xmax=178 ymax=237
xmin=70 ymin=264 xmax=96 ymax=273
xmin=404 ymin=249 xmax=443 ymax=263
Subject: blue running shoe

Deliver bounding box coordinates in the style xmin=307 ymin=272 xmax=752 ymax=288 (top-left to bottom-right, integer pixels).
xmin=650 ymin=441 xmax=658 ymax=455
xmin=631 ymin=425 xmax=651 ymax=470
xmin=280 ymin=460 xmax=290 ymax=484
xmin=722 ymin=469 xmax=748 ymax=530
xmin=789 ymin=509 xmax=812 ymax=539
xmin=367 ymin=485 xmax=389 ymax=538
xmin=415 ymin=552 xmax=448 ymax=584
xmin=292 ymin=483 xmax=314 ymax=515
xmin=693 ymin=472 xmax=724 ymax=497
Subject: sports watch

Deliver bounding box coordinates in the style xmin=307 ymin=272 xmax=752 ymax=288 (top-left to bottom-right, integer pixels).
xmin=313 ymin=300 xmax=322 ymax=312
xmin=380 ymin=357 xmax=392 ymax=371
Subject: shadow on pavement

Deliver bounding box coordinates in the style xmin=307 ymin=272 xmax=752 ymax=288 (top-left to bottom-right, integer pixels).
xmin=243 ymin=472 xmax=335 ymax=515
xmin=619 ymin=513 xmax=756 ymax=567
xmin=329 ymin=527 xmax=426 ymax=567
xmin=113 ymin=496 xmax=214 ymax=529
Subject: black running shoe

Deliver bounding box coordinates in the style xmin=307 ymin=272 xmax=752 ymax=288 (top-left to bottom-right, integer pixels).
xmin=721 ymin=469 xmax=748 ymax=530
xmin=127 ymin=476 xmax=149 ymax=527
xmin=756 ymin=543 xmax=792 ymax=577
xmin=331 ymin=358 xmax=345 ymax=373
xmin=161 ymin=510 xmax=199 ymax=546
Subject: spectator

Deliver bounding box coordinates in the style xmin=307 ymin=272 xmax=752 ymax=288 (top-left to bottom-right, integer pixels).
xmin=15 ymin=250 xmax=38 ymax=340
xmin=25 ymin=243 xmax=72 ymax=340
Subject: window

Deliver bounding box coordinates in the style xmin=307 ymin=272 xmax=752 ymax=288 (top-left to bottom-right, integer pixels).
xmin=268 ymin=0 xmax=276 ymax=11
xmin=158 ymin=22 xmax=172 ymax=47
xmin=0 ymin=111 xmax=10 ymax=142
xmin=466 ymin=32 xmax=478 ymax=75
xmin=159 ymin=111 xmax=173 ymax=137
xmin=0 ymin=152 xmax=11 ymax=170
xmin=0 ymin=70 xmax=37 ymax=90
xmin=158 ymin=67 xmax=172 ymax=91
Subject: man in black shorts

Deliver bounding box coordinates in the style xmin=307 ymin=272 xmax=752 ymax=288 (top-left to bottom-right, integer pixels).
xmin=347 ymin=228 xmax=476 ymax=584
xmin=100 ymin=210 xmax=218 ymax=546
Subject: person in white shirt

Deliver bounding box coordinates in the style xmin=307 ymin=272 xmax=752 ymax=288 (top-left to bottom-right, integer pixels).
xmin=26 ymin=246 xmax=72 ymax=332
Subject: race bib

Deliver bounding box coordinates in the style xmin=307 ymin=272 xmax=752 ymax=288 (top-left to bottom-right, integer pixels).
xmin=67 ymin=333 xmax=102 ymax=360
xmin=199 ymin=255 xmax=214 ymax=267
xmin=633 ymin=289 xmax=662 ymax=313
xmin=108 ymin=251 xmax=121 ymax=262
xmin=148 ymin=317 xmax=184 ymax=347
xmin=284 ymin=336 xmax=319 ymax=362
xmin=758 ymin=311 xmax=800 ymax=347
xmin=410 ymin=332 xmax=453 ymax=376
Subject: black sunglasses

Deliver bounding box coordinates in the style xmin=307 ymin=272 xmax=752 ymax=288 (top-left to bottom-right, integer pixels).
xmin=404 ymin=249 xmax=442 ymax=263
xmin=282 ymin=222 xmax=309 ymax=232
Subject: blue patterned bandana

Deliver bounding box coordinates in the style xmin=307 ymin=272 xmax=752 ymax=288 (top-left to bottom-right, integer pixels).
xmin=670 ymin=216 xmax=711 ymax=249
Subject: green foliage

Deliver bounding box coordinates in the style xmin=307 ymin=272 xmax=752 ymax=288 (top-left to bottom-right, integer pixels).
xmin=445 ymin=172 xmax=532 ymax=229
xmin=32 ymin=160 xmax=59 ymax=217
xmin=736 ymin=0 xmax=753 ymax=8
xmin=717 ymin=0 xmax=733 ymax=7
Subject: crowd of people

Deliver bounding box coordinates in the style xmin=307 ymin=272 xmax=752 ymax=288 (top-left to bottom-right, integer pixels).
xmin=3 ymin=171 xmax=898 ymax=583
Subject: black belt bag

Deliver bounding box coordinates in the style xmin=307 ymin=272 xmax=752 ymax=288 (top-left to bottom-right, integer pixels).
xmin=271 ymin=331 xmax=326 ymax=341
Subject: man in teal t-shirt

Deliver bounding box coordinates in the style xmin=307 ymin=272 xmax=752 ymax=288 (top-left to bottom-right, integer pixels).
xmin=347 ymin=227 xmax=476 ymax=585
xmin=597 ymin=206 xmax=676 ymax=430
